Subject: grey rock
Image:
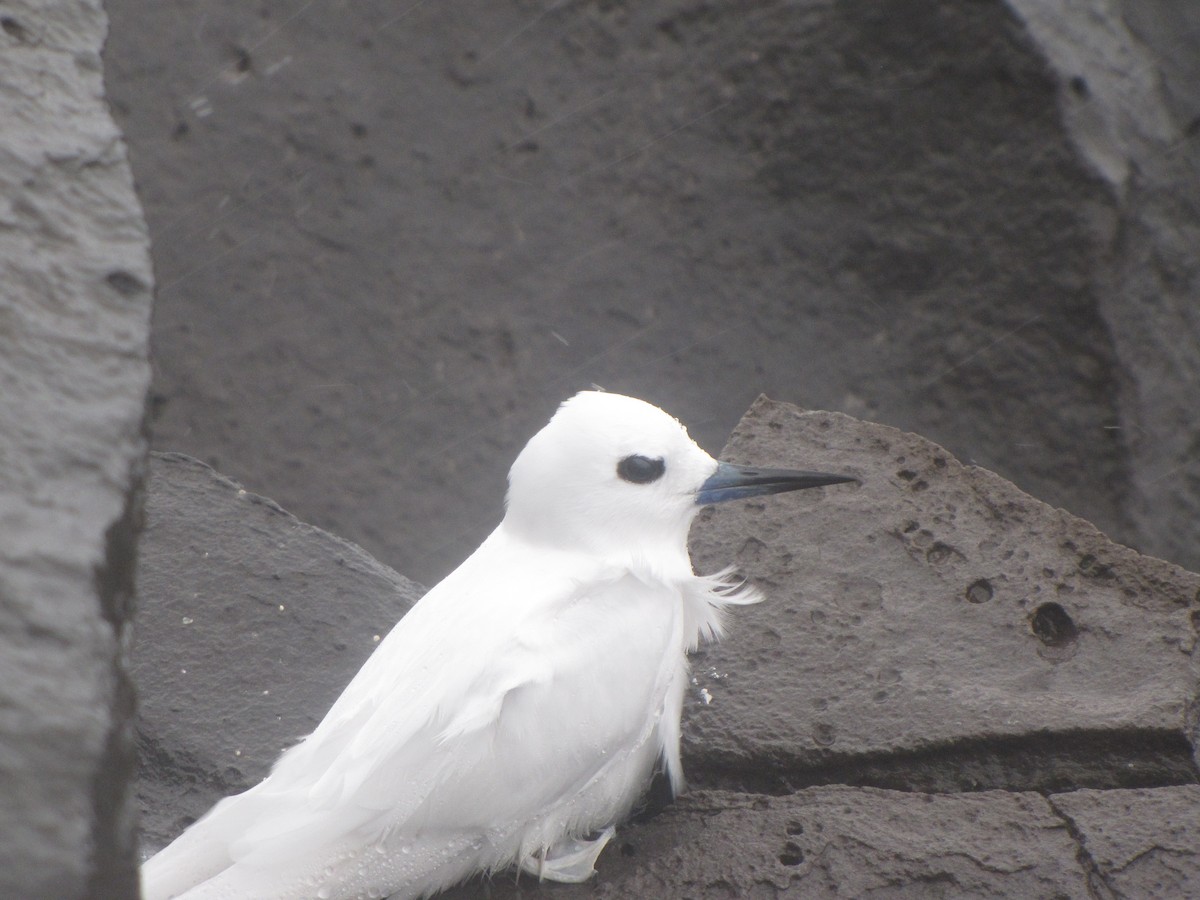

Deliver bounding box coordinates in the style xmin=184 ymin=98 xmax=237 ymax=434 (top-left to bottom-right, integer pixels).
xmin=1050 ymin=784 xmax=1200 ymax=898
xmin=134 ymin=452 xmax=425 ymax=854
xmin=440 ymin=787 xmax=1094 ymax=900
xmin=100 ymin=0 xmax=1200 ymax=593
xmin=1008 ymin=0 xmax=1200 ymax=640
xmin=0 ymin=1 xmax=152 ymax=896
xmin=686 ymin=397 xmax=1200 ymax=793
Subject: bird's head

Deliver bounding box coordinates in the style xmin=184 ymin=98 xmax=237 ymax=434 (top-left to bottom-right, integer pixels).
xmin=503 ymin=391 xmax=855 ymax=569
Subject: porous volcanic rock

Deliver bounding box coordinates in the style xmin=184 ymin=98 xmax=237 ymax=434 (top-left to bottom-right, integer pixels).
xmin=686 ymin=397 xmax=1200 ymax=794
xmin=0 ymin=1 xmax=153 ymax=896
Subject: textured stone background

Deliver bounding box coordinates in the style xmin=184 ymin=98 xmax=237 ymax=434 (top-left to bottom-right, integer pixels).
xmin=100 ymin=0 xmax=1200 ymax=589
xmin=0 ymin=1 xmax=151 ymax=895
xmin=98 ymin=0 xmax=1197 ymax=897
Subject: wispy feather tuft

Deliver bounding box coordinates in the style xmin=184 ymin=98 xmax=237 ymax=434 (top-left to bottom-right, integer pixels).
xmin=682 ymin=567 xmax=762 ymax=650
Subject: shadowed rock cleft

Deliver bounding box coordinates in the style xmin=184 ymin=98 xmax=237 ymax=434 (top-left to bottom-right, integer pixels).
xmin=692 ymin=729 xmax=1199 ymax=797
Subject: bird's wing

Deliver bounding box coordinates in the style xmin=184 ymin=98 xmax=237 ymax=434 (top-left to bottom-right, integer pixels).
xmin=141 ymin=529 xmax=556 ymax=896
xmin=154 ymin=529 xmax=688 ymax=893
xmin=344 ymin=560 xmax=691 ymax=840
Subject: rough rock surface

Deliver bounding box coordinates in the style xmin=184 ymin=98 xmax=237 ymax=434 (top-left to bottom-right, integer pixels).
xmin=0 ymin=1 xmax=153 ymax=896
xmin=1007 ymin=0 xmax=1200 ymax=614
xmin=134 ymin=453 xmax=425 ymax=855
xmin=1051 ymin=784 xmax=1200 ymax=899
xmin=443 ymin=787 xmax=1100 ymax=899
xmin=100 ymin=0 xmax=1200 ymax=590
xmin=687 ymin=397 xmax=1198 ymax=794
xmin=136 ymin=399 xmax=1200 ymax=898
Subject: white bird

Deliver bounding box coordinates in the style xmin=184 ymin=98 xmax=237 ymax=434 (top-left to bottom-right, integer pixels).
xmin=141 ymin=391 xmax=855 ymax=900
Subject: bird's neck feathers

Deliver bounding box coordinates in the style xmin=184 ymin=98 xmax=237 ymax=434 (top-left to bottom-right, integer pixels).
xmin=498 ymin=511 xmax=695 ymax=582
xmin=493 ymin=518 xmax=761 ymax=649
xmin=500 ymin=500 xmax=698 ymax=576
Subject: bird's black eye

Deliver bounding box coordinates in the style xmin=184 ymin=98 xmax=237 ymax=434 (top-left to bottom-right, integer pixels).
xmin=617 ymin=455 xmax=665 ymax=485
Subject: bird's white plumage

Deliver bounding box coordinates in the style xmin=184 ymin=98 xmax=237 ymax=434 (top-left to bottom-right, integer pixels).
xmin=141 ymin=392 xmax=761 ymax=900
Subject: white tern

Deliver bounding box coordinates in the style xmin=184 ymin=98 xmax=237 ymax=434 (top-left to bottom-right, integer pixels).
xmin=141 ymin=390 xmax=855 ymax=900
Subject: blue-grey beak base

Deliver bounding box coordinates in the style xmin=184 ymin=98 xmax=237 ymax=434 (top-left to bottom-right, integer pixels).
xmin=697 ymin=461 xmax=858 ymax=505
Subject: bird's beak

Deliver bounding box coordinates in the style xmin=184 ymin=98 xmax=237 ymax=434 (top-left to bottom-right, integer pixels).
xmin=696 ymin=461 xmax=858 ymax=506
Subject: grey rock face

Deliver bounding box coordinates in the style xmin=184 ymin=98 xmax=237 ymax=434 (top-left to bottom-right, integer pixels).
xmin=687 ymin=397 xmax=1199 ymax=794
xmin=100 ymin=0 xmax=1200 ymax=591
xmin=0 ymin=1 xmax=152 ymax=896
xmin=136 ymin=399 xmax=1200 ymax=898
xmin=1052 ymin=784 xmax=1200 ymax=899
xmin=1007 ymin=0 xmax=1200 ymax=645
xmin=134 ymin=453 xmax=425 ymax=854
xmin=441 ymin=787 xmax=1099 ymax=899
